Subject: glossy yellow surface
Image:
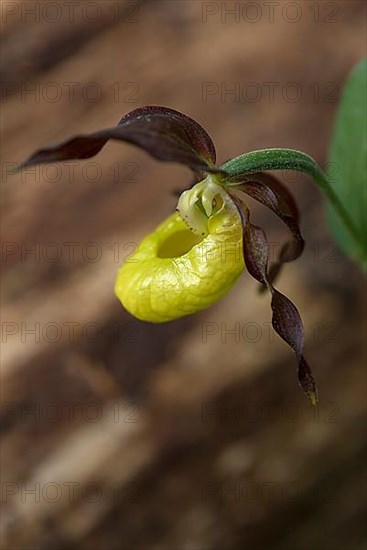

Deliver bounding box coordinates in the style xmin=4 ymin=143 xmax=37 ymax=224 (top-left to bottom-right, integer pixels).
xmin=114 ymin=190 xmax=245 ymax=322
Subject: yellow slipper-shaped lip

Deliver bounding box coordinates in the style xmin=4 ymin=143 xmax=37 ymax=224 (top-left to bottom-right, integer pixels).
xmin=115 ymin=185 xmax=245 ymax=322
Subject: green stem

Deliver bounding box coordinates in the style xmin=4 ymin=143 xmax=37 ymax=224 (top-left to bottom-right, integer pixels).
xmin=221 ymin=148 xmax=365 ymax=255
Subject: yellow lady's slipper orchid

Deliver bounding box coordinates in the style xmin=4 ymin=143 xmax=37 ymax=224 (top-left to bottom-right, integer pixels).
xmin=18 ymin=105 xmax=318 ymax=401
xmin=114 ymin=179 xmax=244 ymax=322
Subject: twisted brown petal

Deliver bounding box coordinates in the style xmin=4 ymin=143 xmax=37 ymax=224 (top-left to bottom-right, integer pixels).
xmin=18 ymin=106 xmax=218 ymax=174
xmin=232 ymin=172 xmax=304 ymax=287
xmin=230 ymin=194 xmax=317 ymax=404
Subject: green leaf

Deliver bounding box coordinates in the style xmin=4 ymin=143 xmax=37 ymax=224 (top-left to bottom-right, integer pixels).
xmin=221 ymin=148 xmax=325 ymax=180
xmin=327 ymin=59 xmax=367 ymax=266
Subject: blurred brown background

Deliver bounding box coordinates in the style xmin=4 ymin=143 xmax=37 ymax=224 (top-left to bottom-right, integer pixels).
xmin=1 ymin=1 xmax=366 ymax=549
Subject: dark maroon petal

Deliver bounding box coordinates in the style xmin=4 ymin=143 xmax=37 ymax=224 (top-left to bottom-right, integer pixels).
xmin=18 ymin=106 xmax=218 ymax=173
xmin=232 ymin=173 xmax=305 ymax=287
xmin=230 ymin=193 xmax=317 ymax=404
xmin=227 ymin=171 xmax=299 ymax=219
xmin=271 ymin=289 xmax=317 ymax=402
xmin=243 ymin=217 xmax=269 ymax=286
xmin=298 ymin=357 xmax=318 ymax=406
xmin=241 ymin=180 xmax=304 ymax=259
xmin=271 ymin=289 xmax=304 ymax=356
xmin=230 ymin=196 xmax=268 ymax=286
xmin=249 ymin=172 xmax=299 ymax=221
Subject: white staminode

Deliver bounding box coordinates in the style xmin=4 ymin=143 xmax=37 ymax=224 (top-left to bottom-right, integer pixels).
xmin=177 ymin=175 xmax=233 ymax=237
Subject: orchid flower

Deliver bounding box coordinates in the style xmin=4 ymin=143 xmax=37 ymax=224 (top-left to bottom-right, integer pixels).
xmin=20 ymin=105 xmax=356 ymax=405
